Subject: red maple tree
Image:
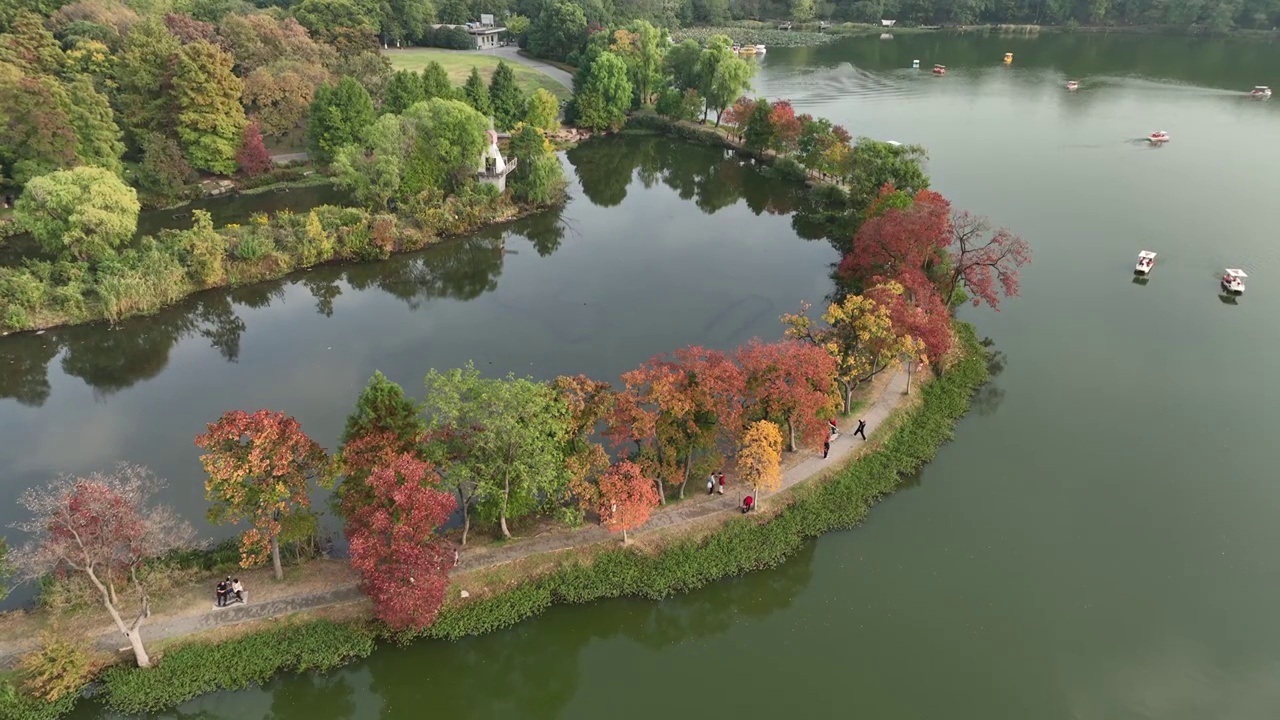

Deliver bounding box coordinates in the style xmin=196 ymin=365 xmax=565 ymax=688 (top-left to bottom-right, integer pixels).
xmin=346 ymin=453 xmax=457 ymax=631
xmin=941 ymin=209 xmax=1032 ymax=310
xmin=722 ymin=96 xmax=756 ymax=141
xmin=11 ymin=465 xmax=195 ymax=667
xmin=867 ymin=279 xmax=953 ymax=362
xmin=768 ymin=100 xmax=803 ymax=153
xmin=838 ymin=187 xmax=953 ymax=286
xmin=236 ymin=120 xmax=273 ymax=177
xmin=735 ymin=339 xmax=839 ymax=452
xmin=595 ymin=460 xmax=660 ymax=543
xmin=195 ymin=409 xmax=330 ymax=580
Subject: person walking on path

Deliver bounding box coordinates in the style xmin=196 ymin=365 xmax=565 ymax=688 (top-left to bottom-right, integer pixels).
xmin=717 ymin=472 xmax=726 ymax=494
xmin=707 ymin=474 xmax=716 ymax=495
xmin=822 ymin=438 xmax=830 ymax=458
xmin=854 ymin=419 xmax=867 ymax=440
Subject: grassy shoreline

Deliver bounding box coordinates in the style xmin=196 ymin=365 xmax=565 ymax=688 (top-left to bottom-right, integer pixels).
xmin=1 ymin=324 xmax=988 ymax=719
xmin=0 ymin=195 xmax=558 ymax=338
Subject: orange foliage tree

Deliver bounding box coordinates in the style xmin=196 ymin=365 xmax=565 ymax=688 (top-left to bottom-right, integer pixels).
xmin=736 ymin=338 xmax=839 ymax=452
xmin=737 ymin=420 xmax=783 ymax=504
xmin=607 ymin=346 xmax=745 ymax=501
xmin=595 ymin=460 xmax=660 ymax=543
xmin=195 ymin=409 xmax=330 ymax=580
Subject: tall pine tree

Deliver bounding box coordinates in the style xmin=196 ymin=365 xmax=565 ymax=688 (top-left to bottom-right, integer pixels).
xmin=462 ymin=66 xmax=492 ymax=118
xmin=420 ymin=61 xmax=453 ymax=100
xmin=488 ymin=61 xmax=526 ymax=130
xmin=173 ymin=40 xmax=247 ymax=175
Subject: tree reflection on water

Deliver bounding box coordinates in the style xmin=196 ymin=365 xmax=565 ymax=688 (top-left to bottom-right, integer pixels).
xmin=0 ymin=135 xmax=829 ymax=407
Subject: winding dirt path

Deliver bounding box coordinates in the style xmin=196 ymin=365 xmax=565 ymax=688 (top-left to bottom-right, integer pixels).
xmin=0 ymin=368 xmax=909 ymax=665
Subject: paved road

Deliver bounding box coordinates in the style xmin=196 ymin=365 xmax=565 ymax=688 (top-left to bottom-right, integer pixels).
xmin=270 ymin=152 xmax=309 ymax=165
xmin=475 ymin=45 xmax=574 ymax=91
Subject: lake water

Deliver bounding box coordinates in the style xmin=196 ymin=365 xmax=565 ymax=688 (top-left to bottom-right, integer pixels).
xmin=18 ymin=30 xmax=1280 ymax=718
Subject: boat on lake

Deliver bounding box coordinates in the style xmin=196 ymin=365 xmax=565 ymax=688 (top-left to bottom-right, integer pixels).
xmin=1004 ymin=52 xmax=1013 ymax=64
xmin=1251 ymin=86 xmax=1271 ymax=99
xmin=933 ymin=64 xmax=946 ymax=75
xmin=1148 ymin=131 xmax=1170 ymax=144
xmin=1222 ymin=268 xmax=1247 ymax=294
xmin=1066 ymin=80 xmax=1079 ymax=91
xmin=754 ymin=44 xmax=767 ymax=54
xmin=1135 ymin=251 xmax=1156 ymax=274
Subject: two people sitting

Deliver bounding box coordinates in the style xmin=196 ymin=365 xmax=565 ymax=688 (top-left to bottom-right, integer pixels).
xmin=215 ymin=576 xmax=245 ymax=607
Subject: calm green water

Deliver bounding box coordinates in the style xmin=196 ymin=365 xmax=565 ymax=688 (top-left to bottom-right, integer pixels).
xmin=21 ymin=30 xmax=1280 ymax=718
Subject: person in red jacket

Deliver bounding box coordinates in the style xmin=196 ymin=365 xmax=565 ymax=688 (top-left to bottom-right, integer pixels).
xmin=741 ymin=495 xmax=754 ymax=513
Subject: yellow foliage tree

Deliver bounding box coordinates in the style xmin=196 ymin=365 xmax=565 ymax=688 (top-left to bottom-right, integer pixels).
xmin=738 ymin=420 xmax=783 ymax=504
xmin=782 ymin=283 xmax=922 ymax=414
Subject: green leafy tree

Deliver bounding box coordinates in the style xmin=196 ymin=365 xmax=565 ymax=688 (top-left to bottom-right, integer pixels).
xmin=528 ymin=0 xmax=586 ymax=62
xmin=664 ymin=38 xmax=701 ymax=91
xmin=136 ymin=132 xmax=194 ymax=204
xmin=847 ymin=138 xmax=930 ymax=217
xmin=489 ymin=61 xmax=526 ymax=130
xmin=66 ymin=76 xmax=125 ymax=176
xmin=400 ymin=98 xmax=489 ymax=195
xmin=524 ymin=87 xmax=560 ymax=131
xmin=743 ymin=98 xmax=775 ymax=154
xmin=383 ymin=68 xmax=426 ymax=114
xmin=421 ymin=363 xmax=572 ymax=542
xmin=609 ymin=20 xmax=665 ymax=106
xmin=0 ymin=67 xmax=77 ymax=186
xmin=420 ymin=60 xmax=453 ymax=100
xmin=572 ymin=51 xmax=632 ymax=131
xmin=114 ymin=17 xmax=181 ymax=147
xmin=505 ymin=13 xmax=530 ymax=37
xmin=791 ymin=0 xmax=816 ymax=22
xmin=336 ymin=97 xmax=488 ymax=203
xmin=173 ymin=40 xmax=246 ymax=175
xmin=0 ymin=11 xmax=66 ymax=76
xmin=15 ymin=167 xmax=140 ymax=264
xmin=307 ymin=76 xmax=376 ymax=164
xmin=697 ymin=35 xmax=754 ymax=125
xmin=293 ymin=0 xmax=377 ymax=47
xmin=332 ymin=113 xmax=404 ymax=209
xmin=507 ymin=123 xmax=565 ymax=205
xmin=462 ymin=66 xmax=492 ymax=117
xmin=655 ymin=87 xmax=701 ymax=121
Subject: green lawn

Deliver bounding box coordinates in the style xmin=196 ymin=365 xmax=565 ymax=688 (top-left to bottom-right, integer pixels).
xmin=383 ymin=48 xmax=571 ymax=101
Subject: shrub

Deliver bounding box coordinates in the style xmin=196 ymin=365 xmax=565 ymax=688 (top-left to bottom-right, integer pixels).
xmin=768 ymin=156 xmax=809 ymax=183
xmin=231 ymin=233 xmax=274 ymax=262
xmin=99 ymin=620 xmax=376 ymax=714
xmin=16 ymin=633 xmax=96 ymax=704
xmin=93 ymin=242 xmax=188 ymax=320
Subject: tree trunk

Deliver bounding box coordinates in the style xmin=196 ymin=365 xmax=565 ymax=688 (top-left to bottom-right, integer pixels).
xmin=499 ymin=466 xmax=512 ymax=539
xmin=678 ymin=453 xmax=692 ymax=499
xmin=84 ymin=566 xmax=151 ymax=667
xmin=622 ymin=527 xmax=628 ymax=544
xmin=270 ymin=535 xmax=283 ymax=581
xmin=654 ymin=478 xmax=665 ymax=505
xmin=842 ymin=381 xmax=854 ymax=414
xmin=125 ymin=629 xmax=151 ymax=668
xmin=462 ymin=506 xmax=472 ymax=546
xmin=786 ymin=416 xmax=797 ymax=453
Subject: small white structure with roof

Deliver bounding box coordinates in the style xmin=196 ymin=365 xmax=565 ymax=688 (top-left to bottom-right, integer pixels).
xmin=1222 ymin=268 xmax=1247 ymax=294
xmin=477 ymin=117 xmax=516 ymax=192
xmin=1135 ymin=251 xmax=1156 ymax=274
